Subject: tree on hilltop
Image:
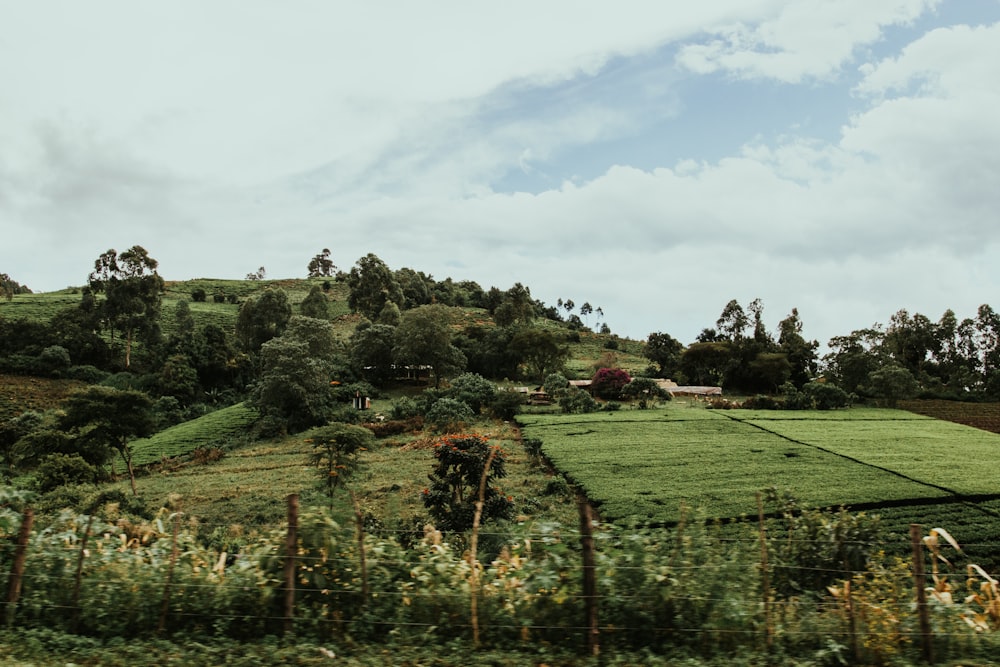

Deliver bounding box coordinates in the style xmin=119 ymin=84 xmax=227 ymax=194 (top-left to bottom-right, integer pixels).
xmin=307 ymin=249 xmax=337 ymax=278
xmin=347 ymin=253 xmax=403 ymax=320
xmin=87 ymin=246 xmax=164 ymax=369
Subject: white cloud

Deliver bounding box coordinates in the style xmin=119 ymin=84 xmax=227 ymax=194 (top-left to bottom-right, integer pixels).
xmin=3 ymin=1 xmax=999 ymax=353
xmin=676 ymin=0 xmax=940 ymax=82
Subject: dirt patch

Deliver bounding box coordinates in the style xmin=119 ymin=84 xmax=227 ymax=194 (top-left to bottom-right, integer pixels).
xmin=0 ymin=374 xmax=85 ymax=420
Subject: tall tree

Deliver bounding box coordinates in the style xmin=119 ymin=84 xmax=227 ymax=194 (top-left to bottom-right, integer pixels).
xmin=307 ymin=249 xmax=336 ymax=278
xmin=393 ymin=304 xmax=466 ymax=387
xmin=777 ymin=308 xmax=818 ymax=387
xmin=349 ymin=321 xmax=397 ymax=386
xmin=87 ymin=246 xmax=164 ymax=369
xmin=235 ymin=288 xmax=292 ymax=352
xmin=59 ymin=386 xmax=155 ymax=495
xmin=644 ymin=331 xmax=684 ymax=378
xmin=251 ymin=316 xmax=342 ymax=432
xmin=716 ymin=299 xmax=749 ymax=342
xmin=510 ymin=328 xmax=570 ymax=383
xmin=347 ymin=253 xmax=403 ymax=320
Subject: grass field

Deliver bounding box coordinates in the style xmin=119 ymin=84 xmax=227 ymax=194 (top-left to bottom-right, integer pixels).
xmin=128 ymin=402 xmax=260 ymax=466
xmin=517 ymin=405 xmax=1000 ymax=529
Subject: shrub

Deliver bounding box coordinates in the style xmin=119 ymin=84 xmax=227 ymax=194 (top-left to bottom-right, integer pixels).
xmin=591 ymin=367 xmax=632 ymax=400
xmin=390 ymin=396 xmax=422 ymax=420
xmin=306 ymin=423 xmax=374 ymax=504
xmin=489 ymin=390 xmax=524 ymax=421
xmin=422 ymin=433 xmax=513 ymax=532
xmin=64 ymin=365 xmax=110 ymax=383
xmin=190 ymin=288 xmax=207 ymax=302
xmin=543 ymin=372 xmax=569 ymax=395
xmin=364 ymin=417 xmax=423 ymax=437
xmin=426 ymin=398 xmax=475 ymax=432
xmin=559 ymin=387 xmax=598 ymax=414
xmin=39 ymin=346 xmax=71 ymax=375
xmin=447 ymin=372 xmax=496 ymax=413
xmin=742 ymin=394 xmax=782 ymax=410
xmin=804 ymin=382 xmax=852 ymax=410
xmin=34 ymin=453 xmax=102 ymax=492
xmin=621 ymin=377 xmax=671 ymax=408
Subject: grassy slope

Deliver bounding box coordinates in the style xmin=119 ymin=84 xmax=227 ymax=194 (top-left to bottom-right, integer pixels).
xmin=0 ymin=374 xmax=85 ymax=421
xmin=103 ymin=417 xmax=578 ymax=538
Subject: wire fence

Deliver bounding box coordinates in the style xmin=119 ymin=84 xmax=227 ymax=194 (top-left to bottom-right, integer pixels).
xmin=2 ymin=496 xmax=999 ymax=662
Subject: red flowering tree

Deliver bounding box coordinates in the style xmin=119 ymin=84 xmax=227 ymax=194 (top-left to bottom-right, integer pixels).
xmin=591 ymin=367 xmax=632 ymax=400
xmin=422 ymin=434 xmax=514 ymax=532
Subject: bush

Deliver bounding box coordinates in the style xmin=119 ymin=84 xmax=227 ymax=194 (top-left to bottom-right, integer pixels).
xmin=489 ymin=390 xmax=524 ymax=421
xmin=742 ymin=394 xmax=782 ymax=410
xmin=39 ymin=346 xmax=71 ymax=375
xmin=783 ymin=382 xmax=852 ymax=410
xmin=804 ymin=382 xmax=852 ymax=410
xmin=621 ymin=377 xmax=671 ymax=408
xmin=64 ymin=365 xmax=110 ymax=383
xmin=543 ymin=372 xmax=569 ymax=395
xmin=422 ymin=433 xmax=513 ymax=532
xmin=191 ymin=288 xmax=207 ymax=302
xmin=591 ymin=367 xmax=632 ymax=400
xmin=426 ymin=398 xmax=475 ymax=432
xmin=390 ymin=396 xmax=422 ymax=420
xmin=34 ymin=453 xmax=102 ymax=492
xmin=364 ymin=417 xmax=423 ymax=437
xmin=447 ymin=372 xmax=496 ymax=413
xmin=559 ymin=387 xmax=598 ymax=414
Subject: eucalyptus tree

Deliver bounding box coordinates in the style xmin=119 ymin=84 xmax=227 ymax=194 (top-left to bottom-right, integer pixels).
xmin=307 ymin=248 xmax=336 ymax=278
xmin=87 ymin=245 xmax=164 ymax=368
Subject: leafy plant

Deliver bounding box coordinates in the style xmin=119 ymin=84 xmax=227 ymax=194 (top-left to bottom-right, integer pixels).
xmin=425 ymin=397 xmax=475 ymax=432
xmin=590 ymin=367 xmax=631 ymax=400
xmin=306 ymin=423 xmax=374 ymax=505
xmin=422 ymin=433 xmax=513 ymax=532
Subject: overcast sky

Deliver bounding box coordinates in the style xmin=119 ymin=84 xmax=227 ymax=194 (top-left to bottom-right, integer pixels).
xmin=3 ymin=1 xmax=999 ymax=348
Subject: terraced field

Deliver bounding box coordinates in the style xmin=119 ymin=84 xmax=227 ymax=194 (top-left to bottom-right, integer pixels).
xmin=517 ymin=405 xmax=1000 ymax=567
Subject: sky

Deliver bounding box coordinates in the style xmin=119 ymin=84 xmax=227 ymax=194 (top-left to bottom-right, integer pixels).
xmin=3 ymin=0 xmax=1000 ymax=349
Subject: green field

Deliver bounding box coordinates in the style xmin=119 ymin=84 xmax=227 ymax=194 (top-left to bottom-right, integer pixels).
xmin=517 ymin=405 xmax=1000 ymax=527
xmin=129 ymin=402 xmax=259 ymax=465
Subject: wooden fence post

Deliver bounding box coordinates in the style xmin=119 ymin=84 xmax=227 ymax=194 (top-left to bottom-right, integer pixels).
xmin=910 ymin=524 xmax=934 ymax=664
xmin=469 ymin=446 xmax=499 ymax=648
xmin=578 ymin=495 xmax=599 ymax=657
xmin=844 ymin=579 xmax=860 ymax=663
xmin=756 ymin=492 xmax=773 ymax=651
xmin=349 ymin=490 xmax=369 ymax=602
xmin=157 ymin=513 xmax=182 ymax=635
xmin=4 ymin=507 xmax=33 ymax=628
xmin=284 ymin=494 xmax=299 ymax=636
xmin=71 ymin=513 xmax=95 ymax=633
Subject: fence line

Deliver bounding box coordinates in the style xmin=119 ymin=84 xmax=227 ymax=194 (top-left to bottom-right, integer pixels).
xmin=3 ymin=498 xmax=999 ymax=662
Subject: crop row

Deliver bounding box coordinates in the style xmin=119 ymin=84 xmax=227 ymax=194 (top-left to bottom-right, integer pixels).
xmin=518 ymin=406 xmax=1000 ymax=528
xmin=129 ymin=402 xmax=258 ymax=466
